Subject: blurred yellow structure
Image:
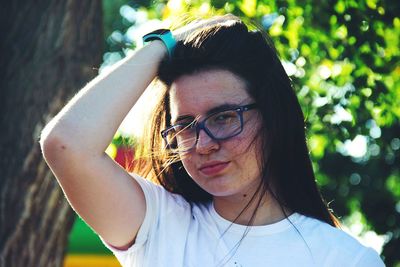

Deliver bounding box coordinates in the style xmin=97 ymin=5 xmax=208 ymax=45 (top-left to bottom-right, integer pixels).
xmin=65 ymin=216 xmax=120 ymax=267
xmin=64 ymin=255 xmax=120 ymax=267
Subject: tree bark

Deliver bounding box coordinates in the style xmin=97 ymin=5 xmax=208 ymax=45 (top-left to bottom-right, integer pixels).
xmin=0 ymin=1 xmax=103 ymax=266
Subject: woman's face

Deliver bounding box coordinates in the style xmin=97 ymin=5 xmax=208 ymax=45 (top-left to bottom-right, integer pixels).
xmin=169 ymin=69 xmax=263 ymax=200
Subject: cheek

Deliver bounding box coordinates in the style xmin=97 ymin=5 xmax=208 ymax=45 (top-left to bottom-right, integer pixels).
xmin=228 ymin=122 xmax=261 ymax=158
xmin=228 ymin=137 xmax=260 ymax=173
xmin=179 ymin=153 xmax=197 ymax=177
xmin=227 ymin=127 xmax=263 ymax=176
xmin=226 ymin=135 xmax=252 ymax=157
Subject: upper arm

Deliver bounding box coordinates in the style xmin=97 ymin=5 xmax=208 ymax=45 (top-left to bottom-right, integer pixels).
xmin=41 ymin=135 xmax=146 ymax=248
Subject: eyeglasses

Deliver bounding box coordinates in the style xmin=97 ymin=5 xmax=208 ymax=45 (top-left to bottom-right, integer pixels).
xmin=161 ymin=103 xmax=257 ymax=153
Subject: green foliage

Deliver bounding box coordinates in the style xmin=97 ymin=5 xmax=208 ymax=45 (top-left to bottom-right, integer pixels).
xmin=68 ymin=216 xmax=112 ymax=254
xmin=102 ymin=0 xmax=399 ymax=264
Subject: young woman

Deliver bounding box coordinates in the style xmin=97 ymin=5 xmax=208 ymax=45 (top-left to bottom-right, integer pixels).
xmin=40 ymin=15 xmax=385 ymax=266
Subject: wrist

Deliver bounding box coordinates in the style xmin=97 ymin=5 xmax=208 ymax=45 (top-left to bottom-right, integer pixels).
xmin=142 ymin=29 xmax=176 ymax=59
xmin=146 ymin=39 xmax=169 ymax=59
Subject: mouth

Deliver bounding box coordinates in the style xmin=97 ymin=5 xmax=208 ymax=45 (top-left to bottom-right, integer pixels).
xmin=199 ymin=161 xmax=230 ymax=176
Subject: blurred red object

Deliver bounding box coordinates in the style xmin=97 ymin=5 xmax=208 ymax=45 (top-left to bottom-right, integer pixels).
xmin=114 ymin=146 xmax=135 ymax=169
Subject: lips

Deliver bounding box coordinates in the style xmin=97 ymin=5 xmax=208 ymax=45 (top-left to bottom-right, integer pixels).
xmin=199 ymin=161 xmax=230 ymax=176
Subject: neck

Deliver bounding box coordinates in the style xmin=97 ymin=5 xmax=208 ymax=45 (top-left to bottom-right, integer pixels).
xmin=213 ymin=191 xmax=289 ymax=226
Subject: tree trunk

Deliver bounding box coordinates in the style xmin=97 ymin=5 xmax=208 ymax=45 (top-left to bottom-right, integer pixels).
xmin=0 ymin=1 xmax=103 ymax=266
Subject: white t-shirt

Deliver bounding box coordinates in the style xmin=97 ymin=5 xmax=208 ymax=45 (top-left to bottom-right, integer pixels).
xmin=102 ymin=175 xmax=385 ymax=267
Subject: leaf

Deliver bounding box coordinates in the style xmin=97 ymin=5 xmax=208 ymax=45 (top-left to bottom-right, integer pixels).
xmin=239 ymin=0 xmax=257 ymax=17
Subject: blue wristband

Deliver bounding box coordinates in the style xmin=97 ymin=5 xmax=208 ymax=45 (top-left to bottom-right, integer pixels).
xmin=142 ymin=29 xmax=176 ymax=59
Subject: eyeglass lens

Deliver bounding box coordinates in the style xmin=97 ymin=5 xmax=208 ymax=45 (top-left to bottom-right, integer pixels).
xmin=165 ymin=109 xmax=242 ymax=152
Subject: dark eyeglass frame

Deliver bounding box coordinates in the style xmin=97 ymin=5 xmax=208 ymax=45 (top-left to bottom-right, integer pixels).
xmin=161 ymin=103 xmax=257 ymax=152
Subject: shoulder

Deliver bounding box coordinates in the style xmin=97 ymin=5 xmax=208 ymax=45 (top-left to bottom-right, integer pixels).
xmin=298 ymin=215 xmax=360 ymax=247
xmin=295 ymin=214 xmax=385 ymax=266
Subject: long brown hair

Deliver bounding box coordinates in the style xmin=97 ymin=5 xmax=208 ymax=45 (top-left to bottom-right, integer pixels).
xmin=133 ymin=17 xmax=340 ymax=227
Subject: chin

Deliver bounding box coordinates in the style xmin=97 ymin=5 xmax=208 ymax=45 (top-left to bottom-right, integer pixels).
xmin=201 ymin=180 xmax=239 ymax=197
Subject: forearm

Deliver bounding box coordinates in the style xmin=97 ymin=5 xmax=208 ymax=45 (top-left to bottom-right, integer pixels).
xmin=41 ymin=40 xmax=167 ymax=154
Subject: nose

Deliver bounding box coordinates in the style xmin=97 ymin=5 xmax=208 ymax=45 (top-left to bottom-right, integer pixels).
xmin=195 ymin=129 xmax=219 ymax=154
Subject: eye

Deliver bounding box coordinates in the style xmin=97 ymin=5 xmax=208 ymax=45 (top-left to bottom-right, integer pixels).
xmin=212 ymin=111 xmax=237 ymax=124
xmin=217 ymin=114 xmax=233 ymax=120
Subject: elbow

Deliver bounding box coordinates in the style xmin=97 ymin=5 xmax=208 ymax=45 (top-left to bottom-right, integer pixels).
xmin=40 ymin=119 xmax=59 ymax=153
xmin=39 ymin=120 xmax=74 ymax=165
xmin=40 ymin=129 xmax=68 ymax=165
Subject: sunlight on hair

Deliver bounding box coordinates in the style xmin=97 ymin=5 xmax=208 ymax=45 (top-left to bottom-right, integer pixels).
xmin=118 ymin=81 xmax=163 ymax=137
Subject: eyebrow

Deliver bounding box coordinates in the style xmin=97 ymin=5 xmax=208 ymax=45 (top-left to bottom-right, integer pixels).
xmin=172 ymin=103 xmax=242 ymax=124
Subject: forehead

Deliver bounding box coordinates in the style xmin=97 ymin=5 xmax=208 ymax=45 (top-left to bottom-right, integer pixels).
xmin=169 ymin=69 xmax=251 ymax=121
